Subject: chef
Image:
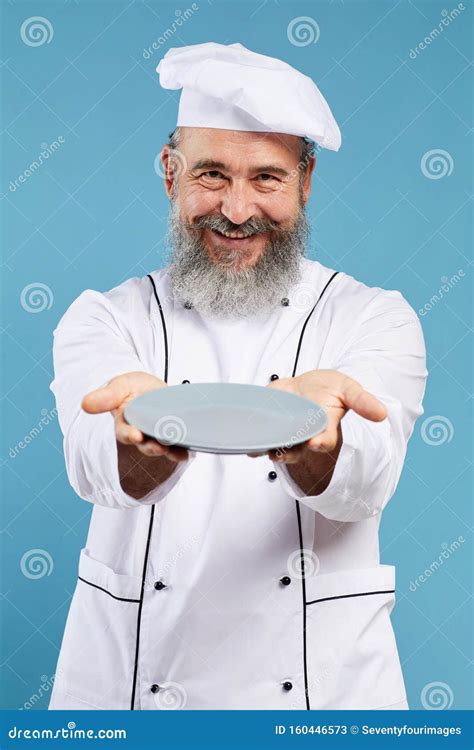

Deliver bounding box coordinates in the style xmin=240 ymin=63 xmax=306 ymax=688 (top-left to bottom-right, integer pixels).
xmin=49 ymin=42 xmax=427 ymax=711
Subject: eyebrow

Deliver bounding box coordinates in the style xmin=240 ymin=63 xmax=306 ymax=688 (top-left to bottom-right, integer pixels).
xmin=191 ymin=159 xmax=227 ymax=171
xmin=190 ymin=159 xmax=291 ymax=177
xmin=253 ymin=164 xmax=291 ymax=178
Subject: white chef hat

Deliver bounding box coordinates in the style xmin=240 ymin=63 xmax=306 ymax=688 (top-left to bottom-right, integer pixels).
xmin=156 ymin=42 xmax=341 ymax=152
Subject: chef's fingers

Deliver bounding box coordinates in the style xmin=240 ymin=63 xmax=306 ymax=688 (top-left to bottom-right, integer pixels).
xmin=340 ymin=377 xmax=387 ymax=422
xmin=307 ymin=426 xmax=341 ymax=452
xmin=115 ymin=414 xmax=144 ymax=445
xmin=136 ymin=440 xmax=189 ymax=462
xmin=266 ymin=377 xmax=295 ymax=393
xmin=117 ymin=420 xmax=188 ymax=461
xmin=82 ymin=378 xmax=132 ymax=414
xmin=161 ymin=448 xmax=189 ymax=463
xmin=83 ymin=372 xmax=167 ymax=415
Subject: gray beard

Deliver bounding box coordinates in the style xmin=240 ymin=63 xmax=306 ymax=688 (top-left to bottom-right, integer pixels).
xmin=167 ymin=201 xmax=309 ymax=319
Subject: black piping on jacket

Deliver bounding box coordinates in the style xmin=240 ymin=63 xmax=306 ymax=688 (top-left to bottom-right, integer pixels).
xmin=78 ymin=576 xmax=140 ymax=603
xmin=306 ymin=589 xmax=395 ymax=607
xmin=129 ymin=274 xmax=169 ymax=710
xmin=290 ymin=270 xmax=339 ymax=711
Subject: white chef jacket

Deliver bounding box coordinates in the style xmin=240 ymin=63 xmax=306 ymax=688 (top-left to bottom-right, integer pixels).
xmin=48 ymin=258 xmax=427 ymax=711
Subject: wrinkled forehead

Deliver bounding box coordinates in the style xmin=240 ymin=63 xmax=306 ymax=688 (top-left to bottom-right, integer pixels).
xmin=175 ymin=127 xmax=305 ymax=170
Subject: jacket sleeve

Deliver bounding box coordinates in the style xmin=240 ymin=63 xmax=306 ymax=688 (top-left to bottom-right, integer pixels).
xmin=50 ymin=287 xmax=195 ymax=510
xmin=275 ymin=290 xmax=428 ymax=522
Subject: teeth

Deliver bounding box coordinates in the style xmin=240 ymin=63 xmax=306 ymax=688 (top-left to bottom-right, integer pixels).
xmin=217 ymin=230 xmax=254 ymax=239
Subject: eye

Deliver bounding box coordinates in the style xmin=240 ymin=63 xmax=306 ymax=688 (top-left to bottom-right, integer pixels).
xmin=200 ymin=171 xmax=225 ymax=180
xmin=256 ymin=173 xmax=279 ymax=183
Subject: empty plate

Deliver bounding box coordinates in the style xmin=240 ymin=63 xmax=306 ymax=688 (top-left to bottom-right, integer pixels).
xmin=124 ymin=382 xmax=327 ymax=454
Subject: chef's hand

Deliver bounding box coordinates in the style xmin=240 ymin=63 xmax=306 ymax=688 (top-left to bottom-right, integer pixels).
xmin=82 ymin=371 xmax=189 ymax=463
xmin=249 ymin=369 xmax=386 ymax=465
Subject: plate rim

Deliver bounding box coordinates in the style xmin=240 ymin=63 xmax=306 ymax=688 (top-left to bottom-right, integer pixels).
xmin=124 ymin=382 xmax=328 ymax=453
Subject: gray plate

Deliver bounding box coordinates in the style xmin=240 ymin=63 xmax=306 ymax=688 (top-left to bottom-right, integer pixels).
xmin=124 ymin=382 xmax=327 ymax=455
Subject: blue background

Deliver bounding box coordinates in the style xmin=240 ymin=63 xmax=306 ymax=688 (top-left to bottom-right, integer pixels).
xmin=0 ymin=0 xmax=472 ymax=712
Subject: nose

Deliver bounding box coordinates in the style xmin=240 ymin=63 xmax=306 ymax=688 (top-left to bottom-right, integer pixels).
xmin=219 ymin=179 xmax=258 ymax=226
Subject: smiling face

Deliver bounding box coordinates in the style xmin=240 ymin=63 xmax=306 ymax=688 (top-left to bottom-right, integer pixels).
xmin=162 ymin=127 xmax=314 ymax=271
xmin=161 ymin=127 xmax=315 ymax=318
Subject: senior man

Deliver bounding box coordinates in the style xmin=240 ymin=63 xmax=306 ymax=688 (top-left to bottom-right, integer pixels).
xmin=49 ymin=43 xmax=427 ymax=711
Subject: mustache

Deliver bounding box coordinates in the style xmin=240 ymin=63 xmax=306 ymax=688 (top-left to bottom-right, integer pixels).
xmin=184 ymin=214 xmax=281 ymax=236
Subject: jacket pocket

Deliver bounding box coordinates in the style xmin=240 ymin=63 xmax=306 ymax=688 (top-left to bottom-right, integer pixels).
xmin=51 ymin=549 xmax=141 ymax=710
xmin=304 ymin=565 xmax=407 ymax=710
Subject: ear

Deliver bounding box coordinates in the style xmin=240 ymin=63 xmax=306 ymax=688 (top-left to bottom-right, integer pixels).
xmin=161 ymin=145 xmax=175 ymax=199
xmin=302 ymin=155 xmax=316 ymax=204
